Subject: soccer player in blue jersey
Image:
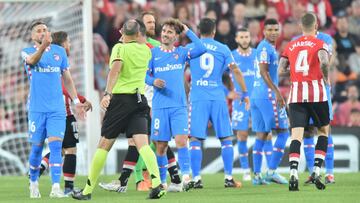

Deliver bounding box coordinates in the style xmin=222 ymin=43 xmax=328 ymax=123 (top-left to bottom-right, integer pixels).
xmin=250 ymin=18 xmax=289 ymax=185
xmin=230 ymin=28 xmax=256 ymax=182
xmin=187 ymin=18 xmax=250 ymax=188
xmin=293 ymin=31 xmax=336 ymax=185
xmin=22 ymin=21 xmax=86 ymax=198
xmin=145 ymin=18 xmax=206 ymax=191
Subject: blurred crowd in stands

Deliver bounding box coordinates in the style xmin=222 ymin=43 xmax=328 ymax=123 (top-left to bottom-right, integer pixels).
xmin=91 ymin=0 xmax=360 ymax=127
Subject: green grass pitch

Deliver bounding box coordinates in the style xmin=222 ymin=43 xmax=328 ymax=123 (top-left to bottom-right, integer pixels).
xmin=0 ymin=173 xmax=359 ymax=203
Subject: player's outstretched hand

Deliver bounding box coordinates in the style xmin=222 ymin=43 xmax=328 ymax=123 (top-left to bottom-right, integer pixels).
xmin=275 ymin=91 xmax=285 ymax=109
xmin=83 ymin=101 xmax=93 ymax=112
xmin=41 ymin=31 xmax=52 ymax=49
xmin=75 ymin=103 xmax=86 ymax=120
xmin=100 ymin=95 xmax=111 ymax=111
xmin=153 ymin=78 xmax=166 ymax=88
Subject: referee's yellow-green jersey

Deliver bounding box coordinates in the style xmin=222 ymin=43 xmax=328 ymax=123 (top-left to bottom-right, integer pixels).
xmin=109 ymin=42 xmax=151 ymax=94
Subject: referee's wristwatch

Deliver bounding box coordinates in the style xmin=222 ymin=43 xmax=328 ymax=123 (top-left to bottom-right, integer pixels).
xmin=104 ymin=91 xmax=113 ymax=98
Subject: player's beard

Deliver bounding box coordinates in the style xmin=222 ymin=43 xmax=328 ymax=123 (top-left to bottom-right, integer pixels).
xmin=238 ymin=43 xmax=250 ymax=50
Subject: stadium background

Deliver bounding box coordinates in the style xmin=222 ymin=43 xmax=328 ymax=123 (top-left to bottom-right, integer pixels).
xmin=0 ymin=0 xmax=359 ymax=176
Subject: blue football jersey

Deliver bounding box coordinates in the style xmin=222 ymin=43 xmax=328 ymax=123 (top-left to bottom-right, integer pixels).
xmin=146 ymin=30 xmax=206 ymax=110
xmin=21 ymin=44 xmax=69 ymax=113
xmin=231 ymin=48 xmax=256 ymax=95
xmin=251 ymin=40 xmax=279 ymax=99
xmin=187 ymin=38 xmax=236 ymax=102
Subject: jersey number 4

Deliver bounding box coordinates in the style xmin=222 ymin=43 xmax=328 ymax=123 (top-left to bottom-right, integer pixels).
xmin=295 ymin=50 xmax=309 ymax=76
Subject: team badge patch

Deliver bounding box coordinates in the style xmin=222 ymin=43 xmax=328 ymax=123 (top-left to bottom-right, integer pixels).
xmin=54 ymin=54 xmax=60 ymax=61
xmin=173 ymin=53 xmax=179 ymax=60
xmin=260 ymin=47 xmax=267 ymax=61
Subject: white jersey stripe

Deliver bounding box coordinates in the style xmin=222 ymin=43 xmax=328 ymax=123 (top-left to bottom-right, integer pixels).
xmin=292 ymin=82 xmax=298 ymax=103
xmin=302 ymin=82 xmax=308 ymax=102
xmin=312 ymin=80 xmax=320 ymax=102
xmin=321 ymin=80 xmax=327 ymax=101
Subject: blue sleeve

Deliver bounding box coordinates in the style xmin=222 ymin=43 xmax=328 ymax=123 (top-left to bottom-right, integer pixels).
xmin=224 ymin=46 xmax=235 ymax=67
xmin=60 ymin=48 xmax=69 ymax=72
xmin=185 ymin=30 xmax=206 ymax=59
xmin=258 ymin=44 xmax=270 ymax=64
xmin=145 ymin=56 xmax=155 ymax=86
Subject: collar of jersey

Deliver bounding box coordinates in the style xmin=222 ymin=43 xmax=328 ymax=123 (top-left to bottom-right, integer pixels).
xmin=33 ymin=45 xmax=51 ymax=52
xmin=160 ymin=46 xmax=176 ymax=53
xmin=237 ymin=48 xmax=252 ymax=57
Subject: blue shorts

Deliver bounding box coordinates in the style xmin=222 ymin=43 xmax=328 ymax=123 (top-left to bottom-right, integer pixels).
xmin=28 ymin=111 xmax=66 ymax=144
xmin=189 ymin=100 xmax=232 ymax=139
xmin=309 ymin=85 xmax=333 ymax=125
xmin=232 ymin=100 xmax=250 ymax=131
xmin=151 ymin=107 xmax=188 ymax=142
xmin=251 ymin=99 xmax=289 ymax=133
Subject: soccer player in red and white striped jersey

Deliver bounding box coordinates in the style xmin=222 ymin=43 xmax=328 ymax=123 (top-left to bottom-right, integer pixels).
xmin=278 ymin=12 xmax=330 ymax=191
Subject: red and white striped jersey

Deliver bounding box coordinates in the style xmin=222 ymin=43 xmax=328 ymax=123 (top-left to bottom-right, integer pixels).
xmin=282 ymin=35 xmax=329 ymax=103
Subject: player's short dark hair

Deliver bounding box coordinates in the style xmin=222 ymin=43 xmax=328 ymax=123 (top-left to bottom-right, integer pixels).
xmin=199 ymin=18 xmax=216 ymax=35
xmin=264 ymin=18 xmax=279 ymax=27
xmin=236 ymin=27 xmax=249 ymax=35
xmin=51 ymin=31 xmax=68 ymax=46
xmin=135 ymin=19 xmax=146 ymax=36
xmin=301 ymin=12 xmax=317 ymax=31
xmin=162 ymin=18 xmax=184 ymax=34
xmin=30 ymin=21 xmax=47 ymax=31
xmin=123 ymin=19 xmax=139 ymax=36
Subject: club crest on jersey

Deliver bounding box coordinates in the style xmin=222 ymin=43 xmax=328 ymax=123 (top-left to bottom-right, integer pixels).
xmin=260 ymin=48 xmax=267 ymax=61
xmin=173 ymin=53 xmax=179 ymax=60
xmin=54 ymin=54 xmax=60 ymax=61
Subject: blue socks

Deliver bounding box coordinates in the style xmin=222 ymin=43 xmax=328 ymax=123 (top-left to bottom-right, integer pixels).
xmin=156 ymin=155 xmax=168 ymax=184
xmin=29 ymin=144 xmax=43 ymax=182
xmin=253 ymin=139 xmax=264 ymax=174
xmin=177 ymin=147 xmax=190 ymax=175
xmin=303 ymin=137 xmax=315 ymax=174
xmin=263 ymin=140 xmax=273 ymax=168
xmin=325 ymin=135 xmax=334 ymax=174
xmin=190 ymin=140 xmax=202 ymax=178
xmin=269 ymin=131 xmax=289 ymax=170
xmin=221 ymin=140 xmax=234 ymax=176
xmin=237 ymin=140 xmax=249 ymax=169
xmin=48 ymin=140 xmax=62 ymax=184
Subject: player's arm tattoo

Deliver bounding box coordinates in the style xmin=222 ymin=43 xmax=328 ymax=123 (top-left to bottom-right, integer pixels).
xmin=229 ymin=63 xmax=248 ymax=92
xmin=105 ymin=60 xmax=123 ymax=93
xmin=318 ymin=49 xmax=330 ymax=84
xmin=278 ymin=57 xmax=290 ymax=77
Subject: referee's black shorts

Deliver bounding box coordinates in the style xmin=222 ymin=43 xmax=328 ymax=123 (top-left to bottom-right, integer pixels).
xmin=289 ymin=101 xmax=330 ymax=128
xmin=101 ymin=94 xmax=150 ymax=139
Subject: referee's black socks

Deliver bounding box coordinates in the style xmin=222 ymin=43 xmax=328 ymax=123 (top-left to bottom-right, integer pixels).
xmin=119 ymin=145 xmax=139 ymax=186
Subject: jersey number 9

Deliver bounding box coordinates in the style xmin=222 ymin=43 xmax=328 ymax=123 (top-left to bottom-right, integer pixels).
xmin=200 ymin=53 xmax=214 ymax=78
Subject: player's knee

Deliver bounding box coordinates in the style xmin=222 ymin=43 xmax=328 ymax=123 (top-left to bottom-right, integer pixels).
xmin=155 ymin=141 xmax=168 ymax=155
xmin=256 ymin=132 xmax=269 ymax=140
xmin=175 ymin=135 xmax=188 ymax=148
xmin=97 ymin=137 xmax=116 ymax=151
xmin=318 ymin=125 xmax=329 ymax=137
xmin=128 ymin=138 xmax=135 ymax=146
xmin=236 ymin=131 xmax=248 ymax=141
xmin=64 ymin=147 xmax=77 ymax=155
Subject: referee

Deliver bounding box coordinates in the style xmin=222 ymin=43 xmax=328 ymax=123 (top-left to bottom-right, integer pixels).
xmin=72 ymin=19 xmax=165 ymax=200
